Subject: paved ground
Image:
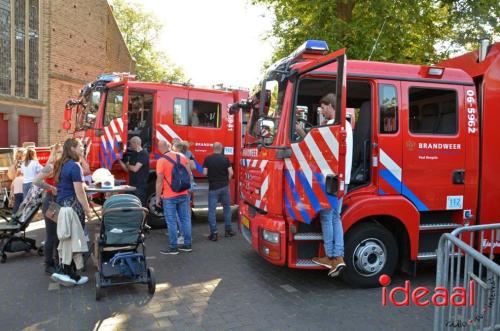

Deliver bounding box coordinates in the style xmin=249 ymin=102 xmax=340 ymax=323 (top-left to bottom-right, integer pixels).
xmin=0 ymin=212 xmax=436 ymax=331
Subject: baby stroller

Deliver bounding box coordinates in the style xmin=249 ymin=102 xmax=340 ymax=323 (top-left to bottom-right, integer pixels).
xmin=0 ymin=186 xmax=44 ymax=263
xmin=95 ymin=194 xmax=155 ymax=300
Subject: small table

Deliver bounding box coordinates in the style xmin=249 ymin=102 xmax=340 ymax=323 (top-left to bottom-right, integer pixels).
xmin=85 ymin=185 xmax=136 ymax=194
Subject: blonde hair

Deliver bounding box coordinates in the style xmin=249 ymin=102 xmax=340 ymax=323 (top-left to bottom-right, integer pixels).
xmin=47 ymin=143 xmax=62 ymax=165
xmin=24 ymin=148 xmax=38 ymax=166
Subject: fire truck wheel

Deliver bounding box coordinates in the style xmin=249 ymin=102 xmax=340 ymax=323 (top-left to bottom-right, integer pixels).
xmin=146 ymin=187 xmax=166 ymax=229
xmin=342 ymin=223 xmax=398 ymax=288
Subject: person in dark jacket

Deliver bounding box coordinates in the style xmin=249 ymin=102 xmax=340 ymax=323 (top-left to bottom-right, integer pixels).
xmin=203 ymin=142 xmax=234 ymax=241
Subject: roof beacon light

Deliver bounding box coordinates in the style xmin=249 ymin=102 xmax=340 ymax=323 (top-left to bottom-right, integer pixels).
xmin=428 ymin=67 xmax=444 ymax=77
xmin=290 ymin=40 xmax=329 ymax=60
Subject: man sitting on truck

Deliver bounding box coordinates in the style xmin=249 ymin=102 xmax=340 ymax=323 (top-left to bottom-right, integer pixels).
xmin=309 ymin=93 xmax=353 ymax=277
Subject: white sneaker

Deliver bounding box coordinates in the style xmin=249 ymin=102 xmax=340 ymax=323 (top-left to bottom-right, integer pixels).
xmin=51 ymin=273 xmax=76 ymax=287
xmin=76 ymin=276 xmax=88 ymax=285
xmin=178 ymin=236 xmax=184 ymax=245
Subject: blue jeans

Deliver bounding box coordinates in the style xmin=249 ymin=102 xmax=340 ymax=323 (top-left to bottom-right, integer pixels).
xmin=12 ymin=193 xmax=23 ymax=215
xmin=208 ymin=185 xmax=232 ymax=234
xmin=163 ymin=195 xmax=191 ymax=248
xmin=22 ymin=182 xmax=32 ymax=200
xmin=319 ymin=198 xmax=344 ymax=258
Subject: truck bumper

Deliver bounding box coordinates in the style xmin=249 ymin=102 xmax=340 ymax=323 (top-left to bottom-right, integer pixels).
xmin=239 ymin=203 xmax=287 ymax=266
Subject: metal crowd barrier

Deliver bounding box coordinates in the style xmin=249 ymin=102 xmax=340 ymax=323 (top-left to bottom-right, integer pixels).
xmin=434 ymin=224 xmax=500 ymax=331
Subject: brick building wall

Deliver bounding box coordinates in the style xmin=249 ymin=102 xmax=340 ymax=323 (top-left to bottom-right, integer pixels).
xmin=43 ymin=0 xmax=135 ymax=145
xmin=0 ymin=0 xmax=134 ymax=147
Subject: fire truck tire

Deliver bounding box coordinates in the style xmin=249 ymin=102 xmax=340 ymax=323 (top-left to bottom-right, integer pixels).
xmin=146 ymin=184 xmax=165 ymax=229
xmin=342 ymin=223 xmax=398 ymax=288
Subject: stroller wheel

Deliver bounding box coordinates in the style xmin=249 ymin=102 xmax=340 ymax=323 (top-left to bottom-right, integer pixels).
xmin=95 ymin=272 xmax=102 ymax=301
xmin=1 ymin=253 xmax=6 ymax=263
xmin=37 ymin=246 xmax=44 ymax=256
xmin=147 ymin=267 xmax=156 ymax=295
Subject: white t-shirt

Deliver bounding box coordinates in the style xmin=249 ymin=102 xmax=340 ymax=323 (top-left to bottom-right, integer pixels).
xmin=326 ymin=118 xmax=353 ymax=185
xmin=20 ymin=160 xmax=42 ymax=184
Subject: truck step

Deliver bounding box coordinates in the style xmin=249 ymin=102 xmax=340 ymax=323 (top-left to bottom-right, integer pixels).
xmin=417 ymin=252 xmax=437 ymax=260
xmin=419 ymin=223 xmax=461 ymax=231
xmin=417 ymin=251 xmax=461 ymax=261
xmin=294 ymin=232 xmax=323 ymax=241
xmin=295 ymin=259 xmax=320 ymax=267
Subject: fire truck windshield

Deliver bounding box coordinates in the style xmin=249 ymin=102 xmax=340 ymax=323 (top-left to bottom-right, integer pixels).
xmin=75 ymin=88 xmax=101 ymax=130
xmin=247 ymin=77 xmax=286 ymax=145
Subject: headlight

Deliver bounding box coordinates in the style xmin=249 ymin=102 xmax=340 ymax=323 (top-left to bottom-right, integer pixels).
xmin=262 ymin=229 xmax=279 ymax=244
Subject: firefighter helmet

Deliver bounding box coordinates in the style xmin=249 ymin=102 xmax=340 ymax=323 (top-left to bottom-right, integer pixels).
xmin=92 ymin=168 xmax=112 ymax=184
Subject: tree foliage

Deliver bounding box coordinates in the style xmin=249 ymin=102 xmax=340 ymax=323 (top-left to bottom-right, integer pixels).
xmin=252 ymin=0 xmax=500 ymax=65
xmin=110 ymin=0 xmax=186 ymax=82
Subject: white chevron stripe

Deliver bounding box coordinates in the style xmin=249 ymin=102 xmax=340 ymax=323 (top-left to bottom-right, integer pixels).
xmin=284 ymin=158 xmax=296 ymax=184
xmin=304 ymin=134 xmax=334 ymax=177
xmin=380 ymin=149 xmax=401 ymax=181
xmin=291 ymin=143 xmax=312 ymax=185
xmin=259 ymin=160 xmax=268 ymax=172
xmin=255 ymin=200 xmax=261 ymax=208
xmin=117 ymin=118 xmax=124 ymax=131
xmin=156 ymin=130 xmax=168 ymax=143
xmin=100 ymin=136 xmax=107 ymax=151
xmin=110 ymin=120 xmax=122 ymax=142
xmin=251 ymin=160 xmax=258 ymax=168
xmin=261 ymin=175 xmax=269 ymax=199
xmin=160 ymin=124 xmax=180 ymax=139
xmin=104 ymin=126 xmax=114 ymax=146
xmin=318 ymin=127 xmax=339 ymax=160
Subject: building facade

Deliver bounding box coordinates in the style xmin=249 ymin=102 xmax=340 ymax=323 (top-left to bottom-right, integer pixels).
xmin=0 ymin=0 xmax=134 ymax=147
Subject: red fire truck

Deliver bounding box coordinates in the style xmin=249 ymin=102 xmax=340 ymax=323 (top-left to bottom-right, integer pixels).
xmin=64 ymin=74 xmax=248 ymax=228
xmin=232 ymin=39 xmax=500 ymax=287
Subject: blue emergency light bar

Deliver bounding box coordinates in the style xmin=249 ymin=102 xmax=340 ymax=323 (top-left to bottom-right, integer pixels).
xmin=291 ymin=40 xmax=329 ymax=58
xmin=97 ymin=73 xmax=121 ymax=83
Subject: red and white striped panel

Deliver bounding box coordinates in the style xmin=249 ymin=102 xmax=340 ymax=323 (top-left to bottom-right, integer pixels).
xmin=101 ymin=117 xmax=124 ymax=162
xmin=241 ymin=158 xmax=269 ymax=211
xmin=284 ymin=126 xmax=340 ymax=223
xmin=156 ymin=123 xmax=180 ymax=143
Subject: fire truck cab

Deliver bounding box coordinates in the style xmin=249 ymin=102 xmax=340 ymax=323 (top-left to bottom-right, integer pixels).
xmin=234 ymin=40 xmax=500 ymax=287
xmin=66 ymin=74 xmax=248 ymax=228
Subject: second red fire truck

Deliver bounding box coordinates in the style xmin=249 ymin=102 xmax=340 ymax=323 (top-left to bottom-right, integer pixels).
xmin=64 ymin=74 xmax=248 ymax=228
xmin=232 ymin=40 xmax=500 ymax=287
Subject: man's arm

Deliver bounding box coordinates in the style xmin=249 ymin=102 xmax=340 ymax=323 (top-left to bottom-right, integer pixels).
xmin=155 ymin=172 xmax=163 ymax=207
xmin=228 ymin=166 xmax=233 ymax=180
xmin=203 ymin=167 xmax=208 ymax=176
xmin=128 ymin=162 xmax=143 ymax=173
xmin=118 ymin=160 xmax=129 ymax=172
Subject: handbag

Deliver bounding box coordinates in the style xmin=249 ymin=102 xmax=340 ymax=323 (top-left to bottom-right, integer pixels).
xmin=45 ymin=201 xmax=61 ymax=223
xmin=45 ymin=199 xmax=76 ymax=223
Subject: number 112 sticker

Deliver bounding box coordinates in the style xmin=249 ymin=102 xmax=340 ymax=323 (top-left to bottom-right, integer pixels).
xmin=446 ymin=195 xmax=463 ymax=210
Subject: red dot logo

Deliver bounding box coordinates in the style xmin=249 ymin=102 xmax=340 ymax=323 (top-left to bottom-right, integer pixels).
xmin=379 ymin=274 xmax=391 ymax=286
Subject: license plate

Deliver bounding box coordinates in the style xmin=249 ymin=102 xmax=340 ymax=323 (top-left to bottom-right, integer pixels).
xmin=241 ymin=216 xmax=250 ymax=229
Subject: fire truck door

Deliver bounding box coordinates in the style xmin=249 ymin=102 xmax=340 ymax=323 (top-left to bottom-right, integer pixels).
xmin=284 ymin=49 xmax=347 ymax=224
xmin=187 ymin=90 xmax=234 ymax=176
xmin=401 ymin=83 xmax=465 ymax=211
xmin=98 ymin=86 xmax=128 ymax=171
xmin=376 ymin=81 xmax=403 ymax=195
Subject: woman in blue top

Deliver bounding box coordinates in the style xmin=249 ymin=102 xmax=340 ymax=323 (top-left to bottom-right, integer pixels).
xmin=51 ymin=138 xmax=92 ymax=286
xmin=53 ymin=139 xmax=93 ymax=225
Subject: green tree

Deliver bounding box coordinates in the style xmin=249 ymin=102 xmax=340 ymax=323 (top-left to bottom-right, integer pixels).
xmin=110 ymin=0 xmax=186 ymax=82
xmin=252 ymin=0 xmax=499 ymax=65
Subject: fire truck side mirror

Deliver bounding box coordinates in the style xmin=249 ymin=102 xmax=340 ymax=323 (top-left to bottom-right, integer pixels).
xmin=325 ymin=174 xmax=339 ymax=196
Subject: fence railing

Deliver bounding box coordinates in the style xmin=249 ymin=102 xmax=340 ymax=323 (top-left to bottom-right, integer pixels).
xmin=434 ymin=223 xmax=500 ymax=331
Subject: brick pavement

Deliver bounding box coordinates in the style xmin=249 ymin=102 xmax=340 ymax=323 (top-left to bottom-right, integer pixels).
xmin=0 ymin=214 xmax=436 ymax=331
